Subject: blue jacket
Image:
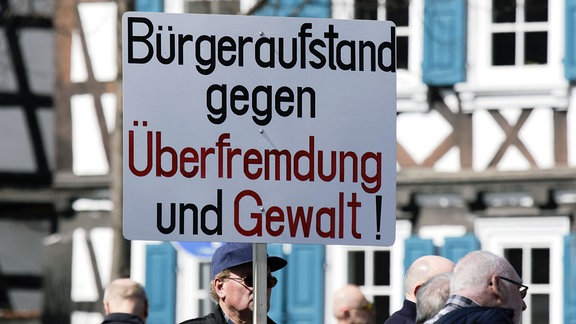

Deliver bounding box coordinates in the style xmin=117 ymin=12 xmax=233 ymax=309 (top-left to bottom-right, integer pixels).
xmin=384 ymin=299 xmax=416 ymax=324
xmin=435 ymin=306 xmax=514 ymax=324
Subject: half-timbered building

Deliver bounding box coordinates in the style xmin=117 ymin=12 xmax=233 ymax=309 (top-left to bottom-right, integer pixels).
xmin=0 ymin=0 xmax=575 ymax=323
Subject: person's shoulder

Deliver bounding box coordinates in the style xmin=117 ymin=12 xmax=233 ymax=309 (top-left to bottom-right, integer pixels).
xmin=101 ymin=313 xmax=145 ymax=324
xmin=436 ymin=306 xmax=514 ymax=324
xmin=384 ymin=312 xmax=416 ymax=324
xmin=384 ymin=317 xmax=415 ymax=324
xmin=384 ymin=300 xmax=417 ymax=324
xmin=179 ymin=312 xmax=220 ymax=324
xmin=476 ymin=307 xmax=514 ymax=322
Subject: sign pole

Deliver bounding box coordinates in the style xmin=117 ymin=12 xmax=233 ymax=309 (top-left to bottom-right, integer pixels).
xmin=253 ymin=243 xmax=267 ymax=323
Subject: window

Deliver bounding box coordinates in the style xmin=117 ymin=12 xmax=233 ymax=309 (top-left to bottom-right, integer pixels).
xmin=504 ymin=247 xmax=550 ymax=322
xmin=384 ymin=0 xmax=409 ymax=70
xmin=197 ymin=262 xmax=214 ymax=315
xmin=353 ymin=0 xmax=410 ymax=70
xmin=175 ymin=253 xmax=213 ymax=321
xmin=475 ymin=217 xmax=569 ymax=324
xmin=347 ymin=0 xmax=426 ymax=111
xmin=456 ymin=0 xmax=565 ymax=112
xmin=355 ymin=0 xmax=377 ymax=20
xmin=326 ymin=221 xmax=411 ymax=324
xmin=184 ymin=0 xmax=240 ymax=14
xmin=491 ymin=0 xmax=548 ymax=66
xmin=347 ymin=248 xmax=391 ymax=323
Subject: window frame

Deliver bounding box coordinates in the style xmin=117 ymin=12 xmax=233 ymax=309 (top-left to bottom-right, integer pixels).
xmin=324 ymin=220 xmax=412 ymax=322
xmin=165 ymin=0 xmax=248 ymax=14
xmin=475 ymin=216 xmax=569 ymax=324
xmin=466 ymin=0 xmax=564 ymax=88
xmin=390 ymin=0 xmax=427 ymax=112
xmin=332 ymin=0 xmax=428 ymax=112
xmin=490 ymin=0 xmax=549 ymax=67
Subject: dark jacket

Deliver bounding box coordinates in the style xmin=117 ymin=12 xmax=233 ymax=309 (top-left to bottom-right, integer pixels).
xmin=435 ymin=306 xmax=514 ymax=324
xmin=101 ymin=313 xmax=145 ymax=324
xmin=179 ymin=305 xmax=277 ymax=324
xmin=384 ymin=299 xmax=417 ymax=324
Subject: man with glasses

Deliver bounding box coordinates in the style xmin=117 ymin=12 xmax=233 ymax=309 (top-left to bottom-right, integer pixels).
xmin=180 ymin=242 xmax=287 ymax=324
xmin=332 ymin=284 xmax=376 ymax=324
xmin=424 ymin=250 xmax=527 ymax=324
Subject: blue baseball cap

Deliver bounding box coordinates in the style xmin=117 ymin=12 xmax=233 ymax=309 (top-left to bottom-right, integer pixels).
xmin=211 ymin=243 xmax=287 ymax=279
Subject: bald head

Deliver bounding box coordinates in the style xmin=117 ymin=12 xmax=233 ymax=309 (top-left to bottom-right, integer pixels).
xmin=404 ymin=255 xmax=455 ymax=302
xmin=103 ymin=278 xmax=148 ymax=320
xmin=332 ymin=285 xmax=375 ymax=324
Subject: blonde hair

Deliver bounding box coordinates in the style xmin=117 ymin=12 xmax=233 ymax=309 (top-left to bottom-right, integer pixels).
xmin=103 ymin=278 xmax=148 ymax=319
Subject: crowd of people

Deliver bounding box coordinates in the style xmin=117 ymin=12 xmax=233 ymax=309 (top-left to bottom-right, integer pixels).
xmin=379 ymin=250 xmax=526 ymax=324
xmin=100 ymin=243 xmax=527 ymax=324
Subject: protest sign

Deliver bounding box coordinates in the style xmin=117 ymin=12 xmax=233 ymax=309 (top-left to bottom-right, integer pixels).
xmin=123 ymin=12 xmax=397 ymax=246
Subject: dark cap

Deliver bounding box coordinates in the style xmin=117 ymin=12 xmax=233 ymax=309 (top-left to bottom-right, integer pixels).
xmin=210 ymin=243 xmax=288 ymax=279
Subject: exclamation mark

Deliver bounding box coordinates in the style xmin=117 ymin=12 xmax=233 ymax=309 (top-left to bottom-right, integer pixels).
xmin=375 ymin=195 xmax=382 ymax=240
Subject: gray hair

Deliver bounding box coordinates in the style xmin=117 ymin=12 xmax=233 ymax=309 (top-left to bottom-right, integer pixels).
xmin=416 ymin=272 xmax=453 ymax=323
xmin=451 ymin=250 xmax=510 ymax=294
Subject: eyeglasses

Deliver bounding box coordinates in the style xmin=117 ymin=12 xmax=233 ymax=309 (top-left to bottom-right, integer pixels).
xmin=344 ymin=302 xmax=373 ymax=313
xmin=227 ymin=274 xmax=278 ymax=288
xmin=356 ymin=302 xmax=373 ymax=313
xmin=499 ymin=276 xmax=529 ymax=299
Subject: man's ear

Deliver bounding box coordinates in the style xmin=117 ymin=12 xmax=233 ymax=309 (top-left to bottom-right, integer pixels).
xmin=413 ymin=284 xmax=423 ymax=297
xmin=143 ymin=300 xmax=149 ymax=319
xmin=103 ymin=301 xmax=111 ymax=315
xmin=215 ymin=278 xmax=226 ymax=298
xmin=489 ymin=275 xmax=505 ymax=304
xmin=342 ymin=308 xmax=351 ymax=320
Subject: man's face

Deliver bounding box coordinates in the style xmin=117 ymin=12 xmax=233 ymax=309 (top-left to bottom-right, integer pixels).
xmin=347 ymin=301 xmax=375 ymax=324
xmin=218 ymin=263 xmax=274 ymax=320
xmin=498 ymin=273 xmax=527 ymax=324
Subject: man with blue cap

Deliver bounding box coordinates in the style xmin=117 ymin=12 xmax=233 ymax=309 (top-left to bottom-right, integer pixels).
xmin=180 ymin=242 xmax=287 ymax=324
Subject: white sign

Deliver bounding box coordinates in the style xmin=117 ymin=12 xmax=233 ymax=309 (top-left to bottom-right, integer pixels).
xmin=122 ymin=12 xmax=397 ymax=246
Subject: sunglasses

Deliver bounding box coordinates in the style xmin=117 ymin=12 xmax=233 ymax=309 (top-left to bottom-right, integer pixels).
xmin=344 ymin=301 xmax=373 ymax=313
xmin=356 ymin=302 xmax=373 ymax=312
xmin=499 ymin=276 xmax=529 ymax=299
xmin=228 ymin=274 xmax=278 ymax=288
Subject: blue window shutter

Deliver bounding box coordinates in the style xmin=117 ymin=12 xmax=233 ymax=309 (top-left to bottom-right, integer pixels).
xmin=440 ymin=234 xmax=479 ymax=263
xmin=422 ymin=0 xmax=466 ymax=86
xmin=145 ymin=243 xmax=176 ymax=324
xmin=404 ymin=236 xmax=435 ymax=273
xmin=286 ymin=245 xmax=325 ymax=324
xmin=564 ymin=234 xmax=576 ymax=324
xmin=135 ymin=0 xmax=164 ymax=12
xmin=566 ymin=0 xmax=576 ymax=80
xmin=253 ymin=0 xmax=330 ymax=18
xmin=268 ymin=244 xmax=287 ymax=323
